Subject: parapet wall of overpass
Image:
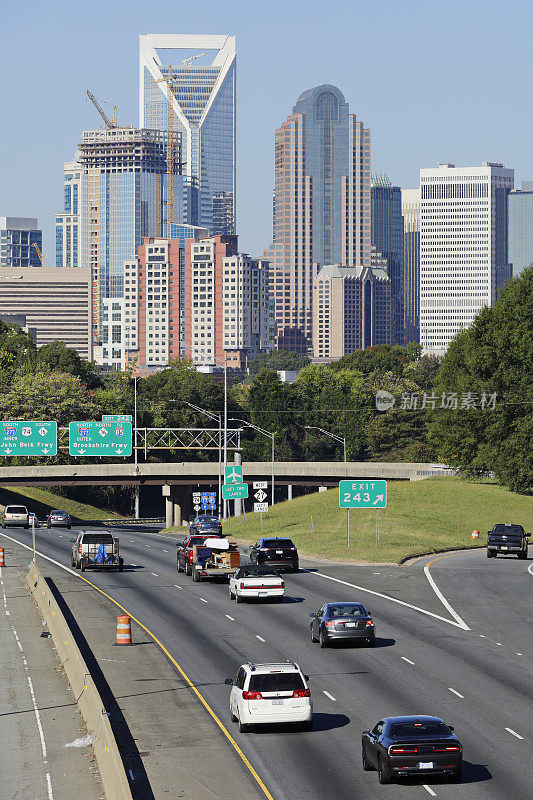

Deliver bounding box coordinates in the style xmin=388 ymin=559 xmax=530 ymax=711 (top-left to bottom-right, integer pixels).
xmin=0 ymin=462 xmax=451 ymax=487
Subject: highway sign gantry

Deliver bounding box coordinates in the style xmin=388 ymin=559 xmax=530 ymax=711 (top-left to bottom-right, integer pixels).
xmin=222 ymin=483 xmax=248 ymax=500
xmin=339 ymin=480 xmax=387 ymax=508
xmin=0 ymin=421 xmax=57 ymax=456
xmin=69 ymin=421 xmax=132 ymax=457
xmin=225 ymin=465 xmax=243 ymax=484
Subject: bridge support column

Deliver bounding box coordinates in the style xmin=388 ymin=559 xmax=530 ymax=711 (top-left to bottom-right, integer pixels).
xmin=287 ymin=484 xmax=293 ymax=501
xmin=172 ymin=485 xmax=187 ymax=528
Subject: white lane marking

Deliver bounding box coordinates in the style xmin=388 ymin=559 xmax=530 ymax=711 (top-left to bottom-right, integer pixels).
xmin=226 ymin=614 xmax=235 ymax=621
xmin=323 ymin=690 xmax=336 ymax=702
xmin=401 ymin=656 xmax=415 ymax=665
xmin=199 ymin=597 xmax=208 ymax=603
xmin=144 ymin=545 xmax=151 ymax=548
xmin=496 ymin=642 xmax=502 ymax=646
xmin=12 ymin=627 xmax=24 ymax=652
xmin=130 ymin=540 xmax=135 ymax=542
xmin=256 ymin=635 xmax=266 ymax=642
xmin=373 ymin=572 xmax=381 ymax=575
xmin=46 ymin=772 xmax=54 ymax=800
xmin=303 ymin=569 xmax=469 ymax=630
xmin=162 ymin=550 xmax=168 ymax=553
xmin=505 ymin=727 xmax=524 ymax=740
xmin=27 ymin=675 xmax=47 ymax=761
xmin=479 ymin=634 xmax=485 ymax=638
xmin=174 ymin=584 xmax=183 ymax=590
xmin=423 ymin=564 xmax=470 ymax=630
xmin=150 ymin=572 xmax=158 ymax=577
xmin=448 ymin=687 xmax=464 ymax=698
xmin=516 ymin=652 xmax=522 ymax=656
xmin=422 ymin=785 xmax=437 ymax=797
xmin=528 ymin=563 xmax=533 ymax=576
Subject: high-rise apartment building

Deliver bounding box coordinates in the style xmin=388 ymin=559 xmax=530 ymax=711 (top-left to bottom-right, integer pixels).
xmin=139 ymin=34 xmax=236 ymax=235
xmin=508 ymin=181 xmax=533 ymax=278
xmin=371 ymin=175 xmax=404 ymax=345
xmin=266 ymin=84 xmax=371 ymax=353
xmin=0 ymin=218 xmax=42 ymax=268
xmin=55 ymin=159 xmax=81 ymax=268
xmin=420 ymin=162 xmax=513 ymax=355
xmin=312 ymin=264 xmax=390 ymax=359
xmin=401 ymin=188 xmax=420 ymax=344
xmin=125 ymin=235 xmax=273 ymax=370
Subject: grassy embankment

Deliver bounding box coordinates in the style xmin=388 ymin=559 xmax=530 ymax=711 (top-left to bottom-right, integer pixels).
xmin=165 ymin=477 xmax=533 ymax=563
xmin=0 ymin=486 xmax=124 ymax=521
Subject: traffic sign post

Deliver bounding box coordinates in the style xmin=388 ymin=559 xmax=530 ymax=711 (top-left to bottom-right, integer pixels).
xmin=69 ymin=421 xmax=132 ymax=457
xmin=222 ymin=483 xmax=248 ymax=501
xmin=0 ymin=421 xmax=57 ymax=456
xmin=338 ymin=480 xmax=387 ymax=547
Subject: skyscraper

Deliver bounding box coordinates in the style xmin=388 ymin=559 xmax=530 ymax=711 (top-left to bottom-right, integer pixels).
xmin=508 ymin=181 xmax=533 ymax=278
xmin=266 ymin=84 xmax=371 ymax=353
xmin=371 ymin=175 xmax=404 ymax=344
xmin=401 ymin=188 xmax=420 ymax=344
xmin=55 ymin=159 xmax=81 ymax=268
xmin=139 ymin=34 xmax=236 ymax=236
xmin=420 ymin=162 xmax=513 ymax=355
xmin=0 ymin=218 xmax=42 ymax=268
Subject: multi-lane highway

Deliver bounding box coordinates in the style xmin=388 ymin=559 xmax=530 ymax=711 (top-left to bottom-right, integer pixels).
xmin=3 ymin=524 xmax=532 ymax=800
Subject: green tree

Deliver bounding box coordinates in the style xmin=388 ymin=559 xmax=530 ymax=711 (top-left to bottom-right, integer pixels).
xmin=37 ymin=341 xmax=101 ymax=388
xmin=330 ymin=344 xmax=411 ymax=377
xmin=0 ymin=370 xmax=99 ymax=425
xmin=248 ymin=350 xmax=310 ymax=376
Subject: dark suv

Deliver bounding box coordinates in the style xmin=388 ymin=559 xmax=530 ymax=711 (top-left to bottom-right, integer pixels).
xmin=249 ymin=537 xmax=299 ymax=572
xmin=487 ymin=524 xmax=529 ymax=559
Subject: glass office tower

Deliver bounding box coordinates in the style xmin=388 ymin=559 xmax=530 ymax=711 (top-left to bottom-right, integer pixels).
xmin=508 ymin=182 xmax=533 ymax=278
xmin=139 ymin=34 xmax=236 ymax=236
xmin=0 ymin=218 xmax=42 ymax=268
xmin=266 ymin=84 xmax=371 ymax=352
xmin=371 ymin=175 xmax=404 ymax=345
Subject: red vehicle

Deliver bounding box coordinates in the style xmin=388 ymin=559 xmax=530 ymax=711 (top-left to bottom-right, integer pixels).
xmin=177 ymin=534 xmax=222 ymax=575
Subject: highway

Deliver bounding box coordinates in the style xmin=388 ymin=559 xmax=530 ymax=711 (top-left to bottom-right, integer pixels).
xmin=3 ymin=524 xmax=532 ymax=800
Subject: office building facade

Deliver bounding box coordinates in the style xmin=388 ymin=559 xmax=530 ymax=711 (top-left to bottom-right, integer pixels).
xmin=266 ymin=84 xmax=371 ymax=353
xmin=420 ymin=162 xmax=513 ymax=355
xmin=139 ymin=34 xmax=236 ymax=236
xmin=312 ymin=264 xmax=391 ymax=359
xmin=55 ymin=160 xmax=81 ymax=268
xmin=371 ymin=175 xmax=404 ymax=344
xmin=0 ymin=218 xmax=42 ymax=268
xmin=508 ymin=182 xmax=533 ymax=278
xmin=401 ymin=188 xmax=420 ymax=344
xmin=0 ymin=267 xmax=91 ymax=358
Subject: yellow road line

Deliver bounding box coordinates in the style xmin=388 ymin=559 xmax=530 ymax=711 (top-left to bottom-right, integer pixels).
xmin=75 ymin=572 xmax=275 ymax=800
xmin=425 ymin=550 xmax=480 ymax=569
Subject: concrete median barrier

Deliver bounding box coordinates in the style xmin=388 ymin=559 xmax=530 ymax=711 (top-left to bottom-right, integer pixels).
xmin=26 ymin=562 xmax=134 ymax=800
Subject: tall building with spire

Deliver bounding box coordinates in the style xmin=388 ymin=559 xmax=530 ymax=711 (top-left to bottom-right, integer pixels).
xmin=266 ymin=84 xmax=370 ymax=353
xmin=139 ymin=34 xmax=236 ymax=236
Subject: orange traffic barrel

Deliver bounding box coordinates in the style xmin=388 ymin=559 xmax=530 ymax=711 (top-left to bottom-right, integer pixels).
xmin=471 ymin=529 xmax=479 ymax=539
xmin=0 ymin=547 xmax=4 ymax=566
xmin=115 ymin=614 xmax=132 ymax=645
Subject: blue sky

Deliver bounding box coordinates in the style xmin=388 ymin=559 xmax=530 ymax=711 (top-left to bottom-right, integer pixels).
xmin=1 ymin=0 xmax=532 ymax=263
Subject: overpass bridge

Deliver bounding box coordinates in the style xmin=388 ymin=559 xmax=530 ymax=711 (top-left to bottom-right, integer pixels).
xmin=0 ymin=461 xmax=449 ymax=526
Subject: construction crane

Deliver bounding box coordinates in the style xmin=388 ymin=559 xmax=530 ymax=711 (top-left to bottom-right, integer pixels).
xmin=86 ymin=89 xmax=118 ymax=129
xmin=32 ymin=242 xmax=46 ymax=267
xmin=182 ymin=52 xmax=206 ymax=66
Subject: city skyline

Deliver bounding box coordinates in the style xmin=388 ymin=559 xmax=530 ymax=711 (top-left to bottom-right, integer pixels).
xmin=2 ymin=0 xmax=533 ymax=266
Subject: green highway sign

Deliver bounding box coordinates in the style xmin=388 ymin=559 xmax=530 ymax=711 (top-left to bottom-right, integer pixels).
xmin=222 ymin=483 xmax=249 ymax=500
xmin=225 ymin=465 xmax=243 ymax=484
xmin=0 ymin=421 xmax=57 ymax=456
xmin=102 ymin=414 xmax=132 ymax=422
xmin=339 ymin=480 xmax=387 ymax=509
xmin=69 ymin=421 xmax=132 ymax=457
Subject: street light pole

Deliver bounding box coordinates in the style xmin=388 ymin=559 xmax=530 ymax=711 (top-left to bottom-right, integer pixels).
xmin=180 ymin=401 xmax=222 ymax=518
xmin=134 ymin=376 xmax=140 ymax=519
xmin=304 ymin=425 xmax=346 ymax=463
xmin=229 ymin=418 xmax=275 ymax=507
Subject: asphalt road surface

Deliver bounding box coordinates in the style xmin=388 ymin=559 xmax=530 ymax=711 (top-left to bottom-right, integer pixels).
xmin=3 ymin=524 xmax=532 ymax=800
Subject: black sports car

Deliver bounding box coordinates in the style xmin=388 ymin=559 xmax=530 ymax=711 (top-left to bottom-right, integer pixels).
xmin=362 ymin=715 xmax=462 ymax=784
xmin=309 ymin=602 xmax=375 ymax=647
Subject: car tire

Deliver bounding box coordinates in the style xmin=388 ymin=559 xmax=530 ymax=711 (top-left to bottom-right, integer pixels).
xmin=235 ymin=592 xmax=243 ymax=603
xmin=47 ymin=523 xmax=51 ymax=529
xmin=24 ymin=525 xmax=29 ymax=530
xmin=75 ymin=559 xmax=80 ymax=569
xmin=229 ymin=587 xmax=234 ymax=599
xmin=301 ymin=719 xmax=313 ymax=731
xmin=185 ymin=563 xmax=192 ymax=576
xmin=292 ymin=564 xmax=299 ymax=573
xmin=67 ymin=525 xmax=71 ymax=530
xmin=81 ymin=560 xmax=86 ymax=572
xmin=487 ymin=550 xmax=492 ymax=558
xmin=192 ymin=567 xmax=200 ymax=582
xmin=362 ymin=744 xmax=373 ymax=771
xmin=231 ymin=709 xmax=238 ymax=723
xmin=274 ymin=596 xmax=283 ymax=603
xmin=71 ymin=556 xmax=76 ymax=567
xmin=377 ymin=756 xmax=392 ymax=785
xmin=119 ymin=558 xmax=124 ymax=572
xmin=367 ymin=637 xmax=376 ymax=647
xmin=238 ymin=718 xmax=248 ymax=733
xmin=319 ymin=631 xmax=328 ymax=648
xmin=311 ymin=627 xmax=318 ymax=643
xmin=518 ymin=551 xmax=527 ymax=560
xmin=450 ymin=764 xmax=462 ymax=783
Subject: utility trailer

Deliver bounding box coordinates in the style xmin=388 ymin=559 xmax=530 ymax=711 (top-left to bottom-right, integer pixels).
xmin=190 ymin=538 xmax=241 ymax=582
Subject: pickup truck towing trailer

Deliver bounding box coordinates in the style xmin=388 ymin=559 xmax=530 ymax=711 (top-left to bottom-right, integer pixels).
xmin=191 ymin=538 xmax=241 ymax=582
xmin=72 ymin=531 xmax=124 ymax=571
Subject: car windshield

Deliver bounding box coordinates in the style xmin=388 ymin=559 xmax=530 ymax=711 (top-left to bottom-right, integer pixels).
xmin=492 ymin=524 xmax=523 ymax=535
xmin=7 ymin=506 xmax=27 ymax=514
xmin=237 ymin=568 xmax=280 ymax=578
xmin=327 ymin=604 xmax=366 ymax=617
xmin=249 ymin=672 xmax=305 ymax=693
xmin=262 ymin=539 xmax=294 ymax=548
xmin=389 ymin=721 xmax=450 ymax=737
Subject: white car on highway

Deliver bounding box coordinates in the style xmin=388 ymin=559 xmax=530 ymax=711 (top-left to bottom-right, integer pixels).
xmin=229 ymin=565 xmax=285 ymax=603
xmin=226 ymin=662 xmax=313 ymax=732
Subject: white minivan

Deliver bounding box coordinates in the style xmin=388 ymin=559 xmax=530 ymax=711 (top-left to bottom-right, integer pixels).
xmin=226 ymin=662 xmax=313 ymax=732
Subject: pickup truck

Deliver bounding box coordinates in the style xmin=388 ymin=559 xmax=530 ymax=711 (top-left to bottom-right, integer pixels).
xmin=177 ymin=533 xmax=222 ymax=575
xmin=487 ymin=524 xmax=529 ymax=559
xmin=190 ymin=537 xmax=241 ymax=583
xmin=71 ymin=531 xmax=124 ymax=571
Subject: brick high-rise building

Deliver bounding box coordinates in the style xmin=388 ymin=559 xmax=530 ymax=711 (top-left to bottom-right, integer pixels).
xmin=266 ymin=84 xmax=371 ymax=353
